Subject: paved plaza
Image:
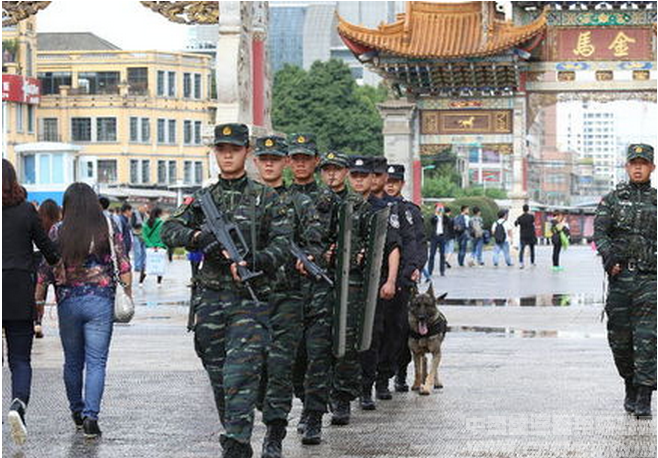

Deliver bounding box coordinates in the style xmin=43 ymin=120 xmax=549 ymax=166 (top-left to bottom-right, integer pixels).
xmin=3 ymin=246 xmax=656 ymax=457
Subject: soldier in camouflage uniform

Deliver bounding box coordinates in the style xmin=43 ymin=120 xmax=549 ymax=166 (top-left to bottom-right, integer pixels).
xmin=287 ymin=134 xmax=341 ymax=445
xmin=384 ymin=164 xmax=428 ymax=393
xmin=161 ymin=124 xmax=292 ymax=458
xmin=252 ymin=136 xmax=324 ymax=458
xmin=319 ymin=151 xmax=350 ymax=201
xmin=593 ymin=143 xmax=657 ymax=420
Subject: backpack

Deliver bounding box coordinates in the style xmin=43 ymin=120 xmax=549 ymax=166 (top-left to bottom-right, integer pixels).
xmin=471 ymin=217 xmax=483 ymax=239
xmin=454 ymin=215 xmax=466 ymax=234
xmin=493 ymin=222 xmax=506 ymax=244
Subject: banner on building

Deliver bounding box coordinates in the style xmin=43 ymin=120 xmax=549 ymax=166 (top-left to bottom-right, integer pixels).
xmin=553 ymin=27 xmax=653 ymax=61
xmin=2 ymin=74 xmax=41 ymax=104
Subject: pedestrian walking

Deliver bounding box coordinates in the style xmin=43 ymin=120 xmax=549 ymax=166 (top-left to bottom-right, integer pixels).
xmin=549 ymin=211 xmax=570 ymax=272
xmin=443 ymin=207 xmax=455 ymax=269
xmin=515 ymin=204 xmax=537 ymax=268
xmin=131 ymin=205 xmax=147 ymax=282
xmin=142 ymin=207 xmax=166 ymax=285
xmin=491 ymin=210 xmax=513 ymax=267
xmin=3 ymin=159 xmax=60 ymax=445
xmin=34 ymin=198 xmax=62 ymax=338
xmin=35 ymin=182 xmax=132 ymax=438
xmin=468 ymin=206 xmax=485 ymax=267
xmin=454 ymin=206 xmax=470 ymax=267
xmin=594 ymin=143 xmax=656 ymax=419
xmin=118 ymin=203 xmax=133 ymax=259
xmin=427 ymin=203 xmax=449 ymax=277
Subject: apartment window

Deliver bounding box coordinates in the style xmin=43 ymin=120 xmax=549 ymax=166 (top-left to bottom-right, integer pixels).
xmin=78 ymin=71 xmax=120 ymax=94
xmin=22 ymin=155 xmax=35 ymax=184
xmin=194 ymin=121 xmax=202 ymax=144
xmin=183 ymin=73 xmax=192 ymax=98
xmin=167 ymin=71 xmax=175 ymax=97
xmin=157 ymin=118 xmax=166 ymax=144
xmin=141 ymin=118 xmax=150 ymax=142
xmin=184 ymin=120 xmax=192 ymax=144
xmin=168 ymin=160 xmax=177 ymax=184
xmin=98 ymin=159 xmax=117 ymax=184
xmin=16 ymin=104 xmax=24 ymax=132
xmin=184 ymin=160 xmax=193 ymax=184
xmin=157 ymin=70 xmax=165 ymax=96
xmin=157 ymin=160 xmax=167 ymax=184
xmin=168 ymin=119 xmax=176 ymax=144
xmin=27 ymin=105 xmax=34 ymax=133
xmin=127 ymin=67 xmax=148 ymax=95
xmin=38 ymin=72 xmax=72 ymax=95
xmin=71 ymin=117 xmax=91 ymax=142
xmin=42 ymin=118 xmax=58 ymax=141
xmin=130 ymin=160 xmax=139 ymax=183
xmin=141 ymin=160 xmax=150 ymax=184
xmin=97 ymin=118 xmax=117 ymax=142
xmin=130 ymin=117 xmax=139 ymax=142
xmin=194 ymin=73 xmax=201 ymax=99
xmin=194 ymin=161 xmax=203 ymax=184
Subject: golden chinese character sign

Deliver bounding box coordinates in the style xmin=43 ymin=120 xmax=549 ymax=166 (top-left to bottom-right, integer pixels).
xmin=555 ymin=27 xmax=653 ymax=61
xmin=421 ymin=111 xmax=513 ymax=135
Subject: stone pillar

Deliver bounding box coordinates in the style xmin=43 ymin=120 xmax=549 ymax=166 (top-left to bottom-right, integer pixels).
xmin=378 ymin=99 xmax=418 ymax=203
xmin=508 ymin=94 xmax=529 ymax=235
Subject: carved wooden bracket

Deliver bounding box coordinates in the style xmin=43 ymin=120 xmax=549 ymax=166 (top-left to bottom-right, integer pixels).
xmin=140 ymin=1 xmax=218 ymax=24
xmin=2 ymin=1 xmax=51 ymax=27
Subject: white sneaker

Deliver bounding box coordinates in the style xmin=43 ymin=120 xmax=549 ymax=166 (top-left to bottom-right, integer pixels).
xmin=8 ymin=399 xmax=27 ymax=445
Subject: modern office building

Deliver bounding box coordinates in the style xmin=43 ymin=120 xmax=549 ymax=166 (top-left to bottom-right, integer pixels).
xmin=34 ymin=33 xmax=215 ymax=199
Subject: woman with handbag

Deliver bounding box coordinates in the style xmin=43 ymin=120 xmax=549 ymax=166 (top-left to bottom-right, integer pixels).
xmin=141 ymin=207 xmax=166 ymax=285
xmin=36 ymin=182 xmax=132 ymax=438
xmin=3 ymin=160 xmax=60 ymax=445
xmin=549 ymin=211 xmax=570 ymax=272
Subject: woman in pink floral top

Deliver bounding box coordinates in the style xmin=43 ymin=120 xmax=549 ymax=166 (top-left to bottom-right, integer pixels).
xmin=36 ymin=183 xmax=131 ymax=438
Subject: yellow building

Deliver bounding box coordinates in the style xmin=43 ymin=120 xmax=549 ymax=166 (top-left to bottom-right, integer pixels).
xmin=2 ymin=16 xmax=39 ymax=161
xmin=35 ymin=33 xmax=215 ymax=191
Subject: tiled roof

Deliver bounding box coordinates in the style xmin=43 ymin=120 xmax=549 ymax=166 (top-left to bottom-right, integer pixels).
xmin=37 ymin=33 xmax=121 ymax=51
xmin=337 ymin=1 xmax=547 ymax=59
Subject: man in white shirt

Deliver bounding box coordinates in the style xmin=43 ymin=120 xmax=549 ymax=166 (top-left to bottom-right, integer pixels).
xmin=491 ymin=210 xmax=513 ymax=267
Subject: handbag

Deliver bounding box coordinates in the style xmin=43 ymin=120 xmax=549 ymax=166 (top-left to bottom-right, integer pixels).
xmin=106 ymin=216 xmax=135 ymax=323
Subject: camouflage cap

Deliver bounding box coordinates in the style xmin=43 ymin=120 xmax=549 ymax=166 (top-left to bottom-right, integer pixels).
xmin=627 ymin=144 xmax=654 ymax=163
xmin=387 ymin=164 xmax=405 ymax=180
xmin=288 ymin=133 xmax=318 ymax=156
xmin=348 ymin=155 xmax=373 ymax=174
xmin=371 ymin=156 xmax=389 ymax=174
xmin=213 ymin=123 xmax=249 ymax=146
xmin=254 ymin=135 xmax=288 ymax=157
xmin=319 ymin=150 xmax=349 ymax=169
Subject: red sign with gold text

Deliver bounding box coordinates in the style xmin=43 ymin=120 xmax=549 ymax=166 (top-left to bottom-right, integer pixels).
xmin=2 ymin=74 xmax=41 ymax=104
xmin=555 ymin=27 xmax=653 ymax=61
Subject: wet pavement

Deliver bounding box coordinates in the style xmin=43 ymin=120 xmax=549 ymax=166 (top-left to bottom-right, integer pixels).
xmin=3 ymin=247 xmax=656 ymax=457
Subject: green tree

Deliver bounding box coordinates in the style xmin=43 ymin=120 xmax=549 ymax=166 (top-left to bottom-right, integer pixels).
xmin=272 ymin=60 xmax=386 ymax=155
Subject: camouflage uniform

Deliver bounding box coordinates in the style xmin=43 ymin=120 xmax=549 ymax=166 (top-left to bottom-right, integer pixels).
xmin=252 ymin=137 xmax=324 ymax=428
xmin=161 ymin=124 xmax=292 ymax=449
xmin=593 ymin=144 xmax=657 ymax=399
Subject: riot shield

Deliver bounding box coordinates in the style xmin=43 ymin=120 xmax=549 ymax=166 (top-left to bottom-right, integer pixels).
xmin=332 ymin=200 xmax=353 ymax=358
xmin=358 ymin=206 xmax=390 ymax=351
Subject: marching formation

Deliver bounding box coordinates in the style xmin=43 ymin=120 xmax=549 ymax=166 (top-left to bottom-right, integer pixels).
xmin=161 ymin=124 xmax=428 ymax=458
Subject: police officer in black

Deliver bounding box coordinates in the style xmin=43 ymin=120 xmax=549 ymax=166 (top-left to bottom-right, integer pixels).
xmin=384 ymin=164 xmax=428 ymax=392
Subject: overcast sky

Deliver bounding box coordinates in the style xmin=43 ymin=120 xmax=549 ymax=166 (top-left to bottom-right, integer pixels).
xmin=37 ymin=0 xmax=190 ymax=51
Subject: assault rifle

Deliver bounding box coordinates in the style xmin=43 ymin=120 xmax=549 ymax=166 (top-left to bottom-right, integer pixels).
xmin=199 ymin=191 xmax=262 ymax=302
xmin=290 ymin=241 xmax=334 ymax=287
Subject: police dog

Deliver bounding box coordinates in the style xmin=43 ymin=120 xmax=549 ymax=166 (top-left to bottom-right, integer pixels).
xmin=408 ymin=284 xmax=447 ymax=395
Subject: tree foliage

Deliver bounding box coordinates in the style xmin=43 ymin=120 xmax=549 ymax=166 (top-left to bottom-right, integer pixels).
xmin=272 ymin=60 xmax=387 ymax=155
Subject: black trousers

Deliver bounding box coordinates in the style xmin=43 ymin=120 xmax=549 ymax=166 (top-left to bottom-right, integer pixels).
xmin=519 ymin=240 xmax=536 ymax=265
xmin=427 ymin=235 xmax=446 ymax=276
xmin=552 ymin=241 xmax=561 ymax=267
xmin=2 ymin=320 xmax=34 ymax=404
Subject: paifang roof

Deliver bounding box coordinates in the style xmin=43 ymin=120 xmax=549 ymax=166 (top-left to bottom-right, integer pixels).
xmin=337 ymin=1 xmax=547 ymax=59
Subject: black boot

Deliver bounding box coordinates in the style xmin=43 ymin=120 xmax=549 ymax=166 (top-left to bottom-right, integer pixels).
xmin=635 ymin=386 xmax=653 ymax=420
xmin=394 ymin=373 xmax=409 ymax=393
xmin=624 ymin=379 xmax=636 ymax=414
xmin=296 ymin=410 xmax=308 ymax=434
xmin=360 ymin=385 xmax=376 ymax=411
xmin=375 ymin=380 xmax=392 ymax=400
xmin=330 ymin=398 xmax=351 ymax=426
xmin=301 ymin=411 xmax=322 ymax=445
xmin=261 ymin=422 xmax=286 ymax=458
xmin=82 ymin=417 xmax=102 ymax=439
xmin=221 ymin=435 xmax=254 ymax=458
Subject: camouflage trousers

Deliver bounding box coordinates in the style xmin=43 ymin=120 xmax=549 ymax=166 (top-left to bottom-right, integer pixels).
xmin=331 ymin=285 xmax=363 ymax=402
xmin=258 ymin=292 xmax=303 ymax=425
xmin=605 ymin=270 xmax=657 ymax=387
xmin=292 ymin=282 xmax=334 ymax=413
xmin=193 ymin=286 xmax=270 ymax=444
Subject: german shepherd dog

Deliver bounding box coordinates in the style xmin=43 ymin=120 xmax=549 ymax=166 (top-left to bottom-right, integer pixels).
xmin=408 ymin=284 xmax=447 ymax=395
